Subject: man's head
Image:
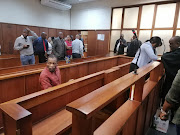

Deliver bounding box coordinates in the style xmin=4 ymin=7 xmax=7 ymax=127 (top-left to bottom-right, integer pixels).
xmin=76 ymin=34 xmax=80 ymax=39
xmin=120 ymin=34 xmax=124 ymax=39
xmin=41 ymin=32 xmax=47 ymax=40
xmin=22 ymin=29 xmax=29 ymax=38
xmin=58 ymin=32 xmax=63 ymax=39
xmin=47 ymin=55 xmax=58 ymax=72
xmin=150 ymin=36 xmax=162 ymax=48
xmin=169 ymin=36 xmax=180 ymax=51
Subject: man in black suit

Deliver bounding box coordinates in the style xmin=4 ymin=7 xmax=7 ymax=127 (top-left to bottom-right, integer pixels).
xmin=114 ymin=34 xmax=127 ymax=55
xmin=161 ymin=36 xmax=180 ymax=101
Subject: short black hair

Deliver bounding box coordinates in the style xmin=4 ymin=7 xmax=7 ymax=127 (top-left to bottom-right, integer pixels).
xmin=150 ymin=36 xmax=162 ymax=47
xmin=47 ymin=54 xmax=57 ymax=62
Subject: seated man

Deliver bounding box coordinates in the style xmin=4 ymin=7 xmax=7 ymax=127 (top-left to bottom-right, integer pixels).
xmin=39 ymin=55 xmax=61 ymax=90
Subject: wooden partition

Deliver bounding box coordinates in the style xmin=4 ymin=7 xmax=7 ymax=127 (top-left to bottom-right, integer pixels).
xmin=0 ymin=55 xmax=133 ymax=104
xmin=66 ymin=61 xmax=164 ymax=135
xmin=0 ymin=61 xmax=131 ymax=135
xmin=0 ymin=23 xmax=71 ymax=55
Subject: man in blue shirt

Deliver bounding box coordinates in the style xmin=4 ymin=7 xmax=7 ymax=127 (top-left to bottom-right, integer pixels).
xmin=33 ymin=32 xmax=48 ymax=63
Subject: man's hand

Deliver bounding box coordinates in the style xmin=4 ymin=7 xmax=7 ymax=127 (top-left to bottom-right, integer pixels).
xmin=25 ymin=27 xmax=31 ymax=32
xmin=44 ymin=52 xmax=48 ymax=58
xmin=160 ymin=112 xmax=168 ymax=120
xmin=23 ymin=45 xmax=29 ymax=48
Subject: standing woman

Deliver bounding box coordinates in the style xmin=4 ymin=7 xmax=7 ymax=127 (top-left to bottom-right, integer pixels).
xmin=65 ymin=35 xmax=72 ymax=58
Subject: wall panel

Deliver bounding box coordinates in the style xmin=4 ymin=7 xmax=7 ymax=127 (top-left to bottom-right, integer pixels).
xmin=48 ymin=28 xmax=57 ymax=37
xmin=2 ymin=23 xmax=17 ymax=54
xmin=40 ymin=27 xmax=49 ymax=38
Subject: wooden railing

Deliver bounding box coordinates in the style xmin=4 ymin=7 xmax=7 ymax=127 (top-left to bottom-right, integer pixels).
xmin=66 ymin=61 xmax=164 ymax=135
xmin=0 ymin=62 xmax=131 ymax=135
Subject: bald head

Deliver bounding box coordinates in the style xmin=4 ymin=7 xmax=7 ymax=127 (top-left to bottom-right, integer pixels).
xmin=41 ymin=32 xmax=47 ymax=39
xmin=120 ymin=34 xmax=124 ymax=39
xmin=58 ymin=32 xmax=63 ymax=39
xmin=169 ymin=36 xmax=180 ymax=51
xmin=76 ymin=34 xmax=80 ymax=39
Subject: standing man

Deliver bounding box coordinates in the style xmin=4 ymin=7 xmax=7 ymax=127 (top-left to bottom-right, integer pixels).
xmin=14 ymin=28 xmax=38 ymax=65
xmin=39 ymin=55 xmax=61 ymax=90
xmin=72 ymin=34 xmax=84 ymax=59
xmin=114 ymin=34 xmax=127 ymax=55
xmin=127 ymin=35 xmax=142 ymax=57
xmin=161 ymin=36 xmax=180 ymax=101
xmin=33 ymin=32 xmax=48 ymax=63
xmin=53 ymin=32 xmax=66 ymax=61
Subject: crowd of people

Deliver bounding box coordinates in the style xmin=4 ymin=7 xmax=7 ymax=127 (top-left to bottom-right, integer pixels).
xmin=14 ymin=28 xmax=84 ymax=65
xmin=114 ymin=33 xmax=180 ymax=134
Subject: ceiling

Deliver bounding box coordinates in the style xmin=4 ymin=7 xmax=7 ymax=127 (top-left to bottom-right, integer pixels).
xmin=58 ymin=0 xmax=101 ymax=5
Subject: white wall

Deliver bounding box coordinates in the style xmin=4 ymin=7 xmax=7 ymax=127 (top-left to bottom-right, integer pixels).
xmin=0 ymin=0 xmax=70 ymax=29
xmin=70 ymin=0 xmax=172 ymax=30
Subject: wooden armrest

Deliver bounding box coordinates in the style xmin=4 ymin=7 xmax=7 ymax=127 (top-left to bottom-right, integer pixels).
xmin=94 ymin=100 xmax=140 ymax=135
xmin=0 ymin=103 xmax=31 ymax=121
xmin=0 ymin=103 xmax=32 ymax=135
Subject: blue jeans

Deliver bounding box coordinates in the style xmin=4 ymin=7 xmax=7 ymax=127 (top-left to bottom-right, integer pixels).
xmin=176 ymin=124 xmax=180 ymax=135
xmin=20 ymin=55 xmax=35 ymax=65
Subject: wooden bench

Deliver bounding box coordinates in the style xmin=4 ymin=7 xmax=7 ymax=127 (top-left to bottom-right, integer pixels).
xmin=66 ymin=61 xmax=164 ymax=135
xmin=0 ymin=55 xmax=39 ymax=68
xmin=0 ymin=62 xmax=131 ymax=135
xmin=0 ymin=55 xmax=133 ymax=104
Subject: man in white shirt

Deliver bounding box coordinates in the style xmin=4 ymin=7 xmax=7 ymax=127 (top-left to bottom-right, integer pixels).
xmin=72 ymin=34 xmax=84 ymax=59
xmin=129 ymin=36 xmax=162 ymax=72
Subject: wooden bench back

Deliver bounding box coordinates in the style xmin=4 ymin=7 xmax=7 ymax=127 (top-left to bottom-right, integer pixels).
xmin=0 ymin=61 xmax=131 ymax=135
xmin=66 ymin=62 xmax=164 ymax=135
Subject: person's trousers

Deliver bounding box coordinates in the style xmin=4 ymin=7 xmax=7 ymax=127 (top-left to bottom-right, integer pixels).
xmin=38 ymin=52 xmax=47 ymax=63
xmin=20 ymin=54 xmax=35 ymax=65
xmin=129 ymin=63 xmax=139 ymax=73
xmin=176 ymin=124 xmax=180 ymax=135
xmin=72 ymin=53 xmax=81 ymax=59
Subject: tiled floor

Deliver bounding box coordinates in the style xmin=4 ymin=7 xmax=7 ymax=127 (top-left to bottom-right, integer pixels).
xmin=146 ymin=123 xmax=177 ymax=135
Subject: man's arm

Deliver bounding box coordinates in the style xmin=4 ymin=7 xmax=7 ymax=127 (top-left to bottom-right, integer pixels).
xmin=114 ymin=40 xmax=119 ymax=53
xmin=79 ymin=40 xmax=84 ymax=57
xmin=39 ymin=74 xmax=52 ymax=90
xmin=52 ymin=40 xmax=59 ymax=57
xmin=144 ymin=45 xmax=158 ymax=60
xmin=160 ymin=69 xmax=180 ymax=119
xmin=122 ymin=39 xmax=127 ymax=47
xmin=26 ymin=28 xmax=38 ymax=41
xmin=14 ymin=38 xmax=24 ymax=51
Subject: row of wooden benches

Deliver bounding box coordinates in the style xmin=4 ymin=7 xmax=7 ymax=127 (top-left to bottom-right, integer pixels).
xmin=0 ymin=61 xmax=164 ymax=135
xmin=0 ymin=55 xmax=133 ymax=104
xmin=0 ymin=60 xmax=131 ymax=135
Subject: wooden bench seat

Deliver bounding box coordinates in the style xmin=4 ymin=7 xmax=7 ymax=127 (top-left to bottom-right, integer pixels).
xmin=33 ymin=109 xmax=72 ymax=135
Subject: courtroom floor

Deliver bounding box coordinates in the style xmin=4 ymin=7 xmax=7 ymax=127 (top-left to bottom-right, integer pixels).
xmin=146 ymin=123 xmax=177 ymax=135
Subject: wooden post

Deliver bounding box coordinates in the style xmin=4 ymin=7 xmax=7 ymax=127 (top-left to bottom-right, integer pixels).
xmin=150 ymin=66 xmax=161 ymax=82
xmin=133 ymin=77 xmax=145 ymax=102
xmin=72 ymin=114 xmax=93 ymax=135
xmin=1 ymin=103 xmax=32 ymax=135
